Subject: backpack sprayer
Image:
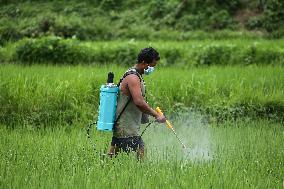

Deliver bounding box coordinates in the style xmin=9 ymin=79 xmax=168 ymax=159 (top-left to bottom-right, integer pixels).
xmin=87 ymin=72 xmax=187 ymax=150
xmin=97 ymin=72 xmax=118 ymax=131
xmin=86 ymin=72 xmax=118 ymax=150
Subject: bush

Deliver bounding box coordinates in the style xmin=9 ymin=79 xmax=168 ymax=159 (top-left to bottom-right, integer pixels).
xmin=245 ymin=16 xmax=264 ymax=30
xmin=162 ymin=49 xmax=183 ymax=66
xmin=268 ymin=27 xmax=284 ymax=39
xmin=242 ymin=45 xmax=257 ymax=65
xmin=195 ymin=45 xmax=235 ymax=66
xmin=209 ymin=10 xmax=235 ymax=30
xmin=92 ymin=43 xmax=138 ymax=66
xmin=0 ymin=48 xmax=4 ymax=63
xmin=15 ymin=37 xmax=141 ymax=65
xmin=256 ymin=48 xmax=284 ymax=65
xmin=15 ymin=37 xmax=94 ymax=64
xmin=241 ymin=45 xmax=284 ymax=65
xmin=1 ymin=0 xmax=284 ymax=41
xmin=148 ymin=1 xmax=175 ymax=20
xmin=0 ymin=18 xmax=22 ymax=45
xmin=114 ymin=45 xmax=137 ymax=66
xmin=11 ymin=37 xmax=284 ymax=66
xmin=175 ymin=14 xmax=206 ymax=31
xmin=215 ymin=0 xmax=241 ymax=13
xmin=263 ymin=0 xmax=284 ymax=33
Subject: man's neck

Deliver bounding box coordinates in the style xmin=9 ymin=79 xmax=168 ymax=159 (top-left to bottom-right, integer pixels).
xmin=134 ymin=64 xmax=144 ymax=75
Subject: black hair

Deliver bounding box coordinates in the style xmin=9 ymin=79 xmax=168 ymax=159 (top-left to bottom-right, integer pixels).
xmin=137 ymin=47 xmax=160 ymax=64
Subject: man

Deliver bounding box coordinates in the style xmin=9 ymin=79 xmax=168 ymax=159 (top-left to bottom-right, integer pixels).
xmin=108 ymin=47 xmax=166 ymax=160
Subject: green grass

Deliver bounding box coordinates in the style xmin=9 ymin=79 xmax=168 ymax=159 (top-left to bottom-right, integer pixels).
xmin=0 ymin=64 xmax=283 ymax=127
xmin=0 ymin=119 xmax=283 ymax=188
xmin=0 ymin=63 xmax=283 ymax=188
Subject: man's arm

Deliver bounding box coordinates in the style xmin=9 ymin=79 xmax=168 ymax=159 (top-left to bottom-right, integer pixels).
xmin=125 ymin=75 xmax=165 ymax=122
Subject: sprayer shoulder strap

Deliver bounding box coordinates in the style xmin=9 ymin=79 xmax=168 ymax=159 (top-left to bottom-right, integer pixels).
xmin=117 ymin=68 xmax=142 ymax=87
xmin=115 ymin=69 xmax=143 ymax=124
xmin=118 ymin=68 xmax=146 ymax=97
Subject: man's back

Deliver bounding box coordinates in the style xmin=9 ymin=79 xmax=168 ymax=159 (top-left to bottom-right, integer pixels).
xmin=114 ymin=69 xmax=146 ymax=138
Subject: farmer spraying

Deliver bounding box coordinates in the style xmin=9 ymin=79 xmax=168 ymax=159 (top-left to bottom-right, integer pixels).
xmin=108 ymin=47 xmax=166 ymax=159
xmin=95 ymin=47 xmax=187 ymax=158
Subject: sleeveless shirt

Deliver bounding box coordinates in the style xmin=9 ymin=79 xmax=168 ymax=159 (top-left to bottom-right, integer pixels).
xmin=113 ymin=68 xmax=146 ymax=138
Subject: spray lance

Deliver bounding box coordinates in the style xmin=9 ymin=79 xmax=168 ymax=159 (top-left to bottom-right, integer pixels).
xmin=156 ymin=107 xmax=187 ymax=149
xmin=141 ymin=107 xmax=187 ymax=149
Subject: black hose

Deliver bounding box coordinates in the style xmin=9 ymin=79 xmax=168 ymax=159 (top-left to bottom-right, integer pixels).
xmin=140 ymin=121 xmax=153 ymax=136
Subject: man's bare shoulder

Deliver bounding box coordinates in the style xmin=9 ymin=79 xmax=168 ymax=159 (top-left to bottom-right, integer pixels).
xmin=123 ymin=74 xmax=140 ymax=85
xmin=121 ymin=73 xmax=142 ymax=96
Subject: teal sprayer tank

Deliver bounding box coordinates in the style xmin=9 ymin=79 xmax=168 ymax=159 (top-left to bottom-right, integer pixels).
xmin=97 ymin=72 xmax=119 ymax=131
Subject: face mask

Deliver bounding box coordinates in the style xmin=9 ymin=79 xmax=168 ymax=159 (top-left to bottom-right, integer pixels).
xmin=144 ymin=66 xmax=155 ymax=75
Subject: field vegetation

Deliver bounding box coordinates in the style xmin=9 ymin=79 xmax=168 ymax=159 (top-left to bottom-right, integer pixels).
xmin=0 ymin=0 xmax=284 ymax=188
xmin=1 ymin=64 xmax=283 ymax=128
xmin=1 ymin=0 xmax=284 ymax=45
xmin=1 ymin=38 xmax=284 ymax=67
xmin=0 ymin=119 xmax=283 ymax=188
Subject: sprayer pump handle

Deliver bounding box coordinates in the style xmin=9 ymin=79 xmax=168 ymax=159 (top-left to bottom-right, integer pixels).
xmin=155 ymin=107 xmax=173 ymax=129
xmin=156 ymin=107 xmax=163 ymax=115
xmin=107 ymin=72 xmax=114 ymax=83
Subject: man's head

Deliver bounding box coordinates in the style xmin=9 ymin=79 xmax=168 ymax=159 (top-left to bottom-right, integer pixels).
xmin=137 ymin=47 xmax=160 ymax=74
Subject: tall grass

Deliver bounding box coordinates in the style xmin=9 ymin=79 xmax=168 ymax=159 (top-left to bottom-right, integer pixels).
xmin=0 ymin=64 xmax=283 ymax=127
xmin=0 ymin=119 xmax=283 ymax=188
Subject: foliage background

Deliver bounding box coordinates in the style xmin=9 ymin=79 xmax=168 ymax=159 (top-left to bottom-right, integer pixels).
xmin=0 ymin=0 xmax=284 ymax=45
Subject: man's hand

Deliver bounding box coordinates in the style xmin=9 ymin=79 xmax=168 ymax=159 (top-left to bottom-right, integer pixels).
xmin=155 ymin=114 xmax=166 ymax=123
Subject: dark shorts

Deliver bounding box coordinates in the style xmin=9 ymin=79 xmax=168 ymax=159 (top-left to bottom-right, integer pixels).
xmin=111 ymin=136 xmax=144 ymax=152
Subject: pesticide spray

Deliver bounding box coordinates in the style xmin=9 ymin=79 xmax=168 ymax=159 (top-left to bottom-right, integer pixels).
xmin=142 ymin=109 xmax=213 ymax=162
